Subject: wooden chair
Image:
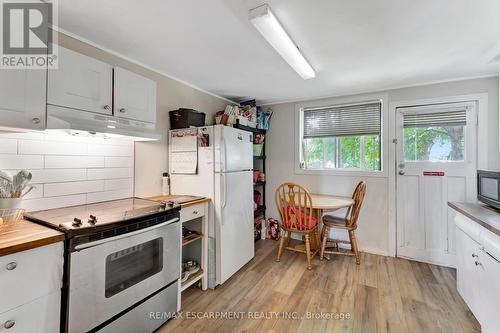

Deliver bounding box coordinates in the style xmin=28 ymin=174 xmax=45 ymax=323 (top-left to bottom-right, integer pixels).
xmin=320 ymin=181 xmax=366 ymax=264
xmin=275 ymin=182 xmax=320 ymax=270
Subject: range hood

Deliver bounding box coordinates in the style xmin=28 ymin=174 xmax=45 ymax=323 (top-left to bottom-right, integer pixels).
xmin=46 ymin=105 xmax=160 ymax=141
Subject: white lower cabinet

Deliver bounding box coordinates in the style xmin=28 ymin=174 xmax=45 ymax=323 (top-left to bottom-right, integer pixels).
xmin=477 ymin=235 xmax=500 ymax=333
xmin=0 ymin=242 xmax=63 ymax=333
xmin=0 ymin=292 xmax=60 ymax=333
xmin=455 ymin=227 xmax=482 ymax=320
xmin=455 ymin=213 xmax=500 ymax=333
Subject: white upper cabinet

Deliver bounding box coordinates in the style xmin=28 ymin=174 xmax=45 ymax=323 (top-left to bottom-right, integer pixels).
xmin=0 ymin=68 xmax=46 ymax=130
xmin=47 ymin=46 xmax=113 ymax=115
xmin=114 ymin=67 xmax=156 ymax=123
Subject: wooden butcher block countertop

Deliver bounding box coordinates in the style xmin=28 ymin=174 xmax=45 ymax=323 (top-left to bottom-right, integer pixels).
xmin=0 ymin=220 xmax=64 ymax=257
xmin=146 ymin=195 xmax=211 ymax=208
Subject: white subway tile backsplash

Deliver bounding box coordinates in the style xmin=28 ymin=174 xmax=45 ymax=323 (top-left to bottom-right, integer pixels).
xmin=88 ymin=144 xmax=134 ymax=157
xmin=87 ymin=168 xmax=133 ymax=180
xmin=23 ymin=194 xmax=87 ymax=212
xmin=0 ymin=155 xmax=43 ymax=169
xmin=87 ymin=188 xmax=134 ymax=204
xmin=105 ymin=157 xmax=134 ymax=168
xmin=105 ymin=178 xmax=134 ymax=191
xmin=30 ymin=169 xmax=87 ymax=184
xmin=19 ymin=140 xmax=88 ymax=155
xmin=44 ymin=180 xmax=105 ymax=197
xmin=1 ymin=132 xmax=135 ymax=211
xmin=45 ymin=156 xmax=105 ymax=169
xmin=0 ymin=138 xmax=17 ymax=154
xmin=21 ymin=185 xmax=43 ymax=200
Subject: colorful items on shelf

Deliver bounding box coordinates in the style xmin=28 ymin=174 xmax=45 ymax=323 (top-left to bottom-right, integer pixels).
xmin=258 ymin=172 xmax=265 ymax=182
xmin=253 ymin=133 xmax=265 ymax=156
xmin=253 ymin=190 xmax=261 ymax=207
xmin=253 ymin=170 xmax=261 ymax=183
xmin=253 ymin=170 xmax=266 ymax=183
xmin=215 ymin=99 xmax=273 ymax=130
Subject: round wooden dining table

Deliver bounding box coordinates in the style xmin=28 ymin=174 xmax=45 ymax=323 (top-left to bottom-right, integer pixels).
xmin=309 ymin=194 xmax=354 ymax=249
xmin=290 ymin=193 xmax=354 ymax=250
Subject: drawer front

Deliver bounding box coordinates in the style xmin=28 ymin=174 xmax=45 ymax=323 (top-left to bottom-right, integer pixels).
xmin=0 ymin=242 xmax=63 ymax=313
xmin=0 ymin=292 xmax=60 ymax=333
xmin=99 ymin=282 xmax=177 ymax=333
xmin=180 ymin=204 xmax=205 ymax=222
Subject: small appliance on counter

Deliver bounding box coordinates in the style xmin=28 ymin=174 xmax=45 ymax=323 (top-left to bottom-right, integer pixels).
xmin=477 ymin=170 xmax=500 ymax=210
xmin=169 ymin=108 xmax=206 ymax=129
xmin=25 ymin=198 xmax=181 ymax=333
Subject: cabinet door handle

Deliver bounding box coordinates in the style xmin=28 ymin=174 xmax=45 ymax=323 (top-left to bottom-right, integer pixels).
xmin=4 ymin=320 xmax=15 ymax=329
xmin=119 ymin=108 xmax=126 ymax=113
xmin=192 ymin=210 xmax=198 ymax=215
xmin=471 ymin=253 xmax=478 ymax=258
xmin=31 ymin=117 xmax=40 ymax=124
xmin=474 ymin=261 xmax=482 ymax=267
xmin=104 ymin=105 xmax=111 ymax=110
xmin=6 ymin=262 xmax=17 ymax=270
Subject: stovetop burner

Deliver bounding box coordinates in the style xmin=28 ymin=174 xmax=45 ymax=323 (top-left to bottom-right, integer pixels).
xmin=24 ymin=197 xmax=180 ymax=235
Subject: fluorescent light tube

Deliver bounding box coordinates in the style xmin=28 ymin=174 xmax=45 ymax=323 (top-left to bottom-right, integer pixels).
xmin=249 ymin=4 xmax=315 ymax=79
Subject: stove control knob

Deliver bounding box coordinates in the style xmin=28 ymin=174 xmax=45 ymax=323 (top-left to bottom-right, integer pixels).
xmin=167 ymin=201 xmax=175 ymax=207
xmin=159 ymin=201 xmax=167 ymax=209
xmin=88 ymin=215 xmax=97 ymax=225
xmin=72 ymin=218 xmax=82 ymax=227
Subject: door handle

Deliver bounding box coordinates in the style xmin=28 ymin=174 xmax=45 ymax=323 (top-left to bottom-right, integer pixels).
xmin=221 ymin=173 xmax=227 ymax=209
xmin=398 ymin=170 xmax=405 ymax=175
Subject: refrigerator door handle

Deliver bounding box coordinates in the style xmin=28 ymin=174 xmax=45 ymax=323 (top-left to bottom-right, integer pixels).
xmin=222 ymin=137 xmax=227 ymax=172
xmin=221 ymin=173 xmax=227 ymax=210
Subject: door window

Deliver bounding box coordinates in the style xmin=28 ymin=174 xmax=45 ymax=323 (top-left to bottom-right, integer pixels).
xmin=105 ymin=238 xmax=163 ymax=298
xmin=402 ymin=110 xmax=466 ymax=162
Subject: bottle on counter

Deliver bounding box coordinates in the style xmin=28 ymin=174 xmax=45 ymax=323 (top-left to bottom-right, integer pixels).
xmin=162 ymin=172 xmax=170 ymax=195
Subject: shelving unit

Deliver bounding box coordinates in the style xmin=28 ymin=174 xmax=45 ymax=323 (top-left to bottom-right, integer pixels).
xmin=182 ymin=233 xmax=203 ymax=246
xmin=234 ymin=119 xmax=267 ymax=242
xmin=181 ymin=269 xmax=204 ymax=291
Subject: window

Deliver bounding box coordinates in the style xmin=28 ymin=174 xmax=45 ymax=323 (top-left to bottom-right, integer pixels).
xmin=301 ymin=101 xmax=382 ymax=171
xmin=402 ymin=110 xmax=466 ymax=162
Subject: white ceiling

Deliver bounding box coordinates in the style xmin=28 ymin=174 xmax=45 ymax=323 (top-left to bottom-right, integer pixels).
xmin=58 ymin=0 xmax=500 ymax=104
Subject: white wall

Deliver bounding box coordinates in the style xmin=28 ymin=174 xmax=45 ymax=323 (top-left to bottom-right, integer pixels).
xmin=0 ymin=132 xmax=134 ymax=212
xmin=58 ymin=33 xmax=231 ymax=198
xmin=266 ymin=76 xmax=499 ymax=256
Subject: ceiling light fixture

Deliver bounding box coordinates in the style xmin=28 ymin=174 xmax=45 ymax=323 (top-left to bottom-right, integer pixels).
xmin=249 ymin=4 xmax=315 ymax=80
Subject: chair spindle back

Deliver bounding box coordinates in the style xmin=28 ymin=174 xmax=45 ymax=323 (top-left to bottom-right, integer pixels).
xmin=275 ymin=182 xmax=314 ymax=231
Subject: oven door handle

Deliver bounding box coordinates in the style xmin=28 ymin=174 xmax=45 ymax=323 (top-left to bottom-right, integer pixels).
xmin=74 ymin=217 xmax=180 ymax=251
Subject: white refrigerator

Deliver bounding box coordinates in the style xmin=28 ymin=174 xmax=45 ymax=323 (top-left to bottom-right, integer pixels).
xmin=169 ymin=125 xmax=255 ymax=286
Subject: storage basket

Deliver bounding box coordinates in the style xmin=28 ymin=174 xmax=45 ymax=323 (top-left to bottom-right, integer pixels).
xmin=253 ymin=144 xmax=264 ymax=157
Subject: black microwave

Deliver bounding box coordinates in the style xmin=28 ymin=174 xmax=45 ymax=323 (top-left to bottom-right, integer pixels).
xmin=478 ymin=170 xmax=500 ymax=210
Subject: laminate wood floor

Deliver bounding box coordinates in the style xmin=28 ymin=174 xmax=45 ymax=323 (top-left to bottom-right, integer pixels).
xmin=159 ymin=240 xmax=480 ymax=333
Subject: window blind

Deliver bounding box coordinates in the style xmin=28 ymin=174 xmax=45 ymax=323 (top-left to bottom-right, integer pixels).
xmin=303 ymin=102 xmax=381 ymax=138
xmin=403 ymin=110 xmax=467 ymax=128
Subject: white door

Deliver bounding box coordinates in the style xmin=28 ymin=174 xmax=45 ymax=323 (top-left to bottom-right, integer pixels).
xmin=0 ymin=68 xmax=46 ymax=130
xmin=214 ymin=170 xmax=254 ymax=284
xmin=114 ymin=67 xmax=156 ymax=123
xmin=214 ymin=125 xmax=253 ymax=172
xmin=47 ymin=46 xmax=113 ymax=115
xmin=396 ymin=102 xmax=477 ymax=266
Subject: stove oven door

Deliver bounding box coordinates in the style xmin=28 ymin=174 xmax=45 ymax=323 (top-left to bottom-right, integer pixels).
xmin=68 ymin=218 xmax=180 ymax=333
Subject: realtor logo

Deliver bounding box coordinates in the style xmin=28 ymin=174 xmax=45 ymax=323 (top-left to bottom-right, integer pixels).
xmin=1 ymin=0 xmax=58 ymax=69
